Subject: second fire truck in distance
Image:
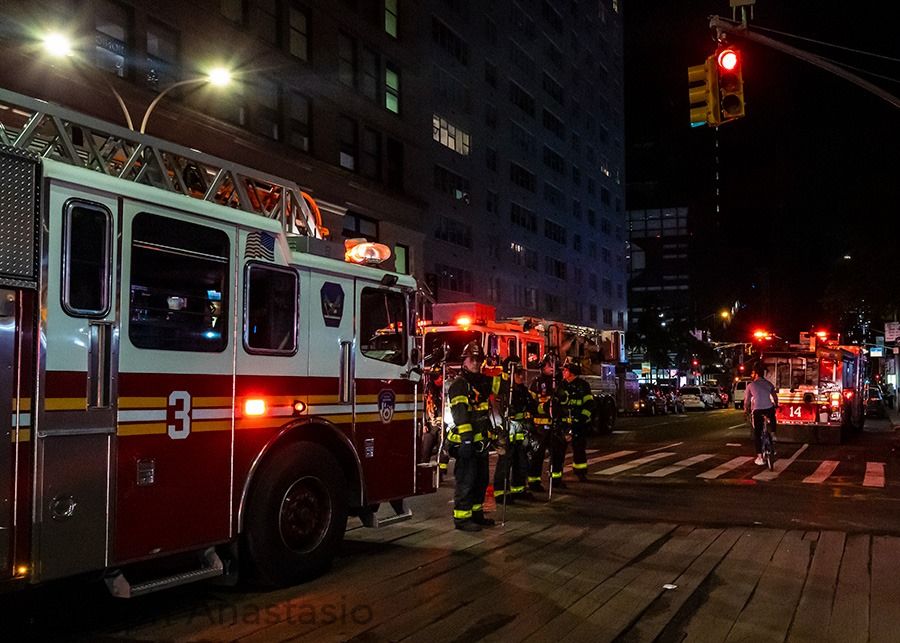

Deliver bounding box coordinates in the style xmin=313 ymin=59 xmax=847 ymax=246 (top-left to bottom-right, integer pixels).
xmin=420 ymin=302 xmax=621 ymax=433
xmin=760 ymin=331 xmax=867 ymax=444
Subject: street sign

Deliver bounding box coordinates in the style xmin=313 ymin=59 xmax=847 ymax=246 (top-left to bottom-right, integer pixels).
xmin=871 ymin=346 xmax=884 ymax=357
xmin=886 ymin=322 xmax=900 ymax=343
xmin=641 ymin=362 xmax=651 ymax=375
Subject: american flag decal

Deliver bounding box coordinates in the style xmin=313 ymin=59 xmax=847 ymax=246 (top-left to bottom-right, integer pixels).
xmin=245 ymin=231 xmax=276 ymax=261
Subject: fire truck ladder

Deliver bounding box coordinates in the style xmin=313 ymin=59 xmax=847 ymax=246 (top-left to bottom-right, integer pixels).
xmin=0 ymin=87 xmax=323 ymax=238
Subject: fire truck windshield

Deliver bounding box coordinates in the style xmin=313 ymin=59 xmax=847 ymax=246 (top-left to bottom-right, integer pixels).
xmin=424 ymin=330 xmax=483 ymax=363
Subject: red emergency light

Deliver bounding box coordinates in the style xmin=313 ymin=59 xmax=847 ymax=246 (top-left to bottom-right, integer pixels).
xmin=454 ymin=315 xmax=473 ymax=329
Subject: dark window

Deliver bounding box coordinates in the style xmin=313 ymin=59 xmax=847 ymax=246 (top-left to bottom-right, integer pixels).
xmin=542 ymin=71 xmax=563 ymax=105
xmin=485 ymin=17 xmax=497 ymax=44
xmin=129 ymin=213 xmax=229 ymax=352
xmin=486 ymin=147 xmax=497 ymax=172
xmin=244 ymin=263 xmax=298 ymax=354
xmin=62 ymin=201 xmax=111 ymax=317
xmin=435 ymin=263 xmax=473 ymax=294
xmin=360 ymin=288 xmax=407 ymax=365
xmin=543 ymin=146 xmax=565 ymax=174
xmin=509 ymin=81 xmax=535 ymax=117
xmin=486 ymin=190 xmax=499 ymax=214
xmin=95 ymin=0 xmax=130 ymax=78
xmin=361 ymin=127 xmax=381 ymax=181
xmin=338 ymin=32 xmax=356 ymax=88
xmin=510 ymin=202 xmax=537 ymax=232
xmin=145 ymin=20 xmax=178 ymax=89
xmin=435 ymin=216 xmax=472 ymax=248
xmin=541 ymin=0 xmax=563 ymax=32
xmin=601 ymin=187 xmax=611 ymax=205
xmin=544 ymin=219 xmax=566 ymax=245
xmin=485 ymin=103 xmax=498 ymax=129
xmin=543 ymin=182 xmax=563 ymax=206
xmin=343 ymin=212 xmax=378 ymax=241
xmin=386 ymin=137 xmax=404 ymax=190
xmin=249 ymin=76 xmax=280 ymax=139
xmin=434 ymin=165 xmax=470 ymax=198
xmin=362 ymin=47 xmax=379 ymax=101
xmin=288 ymin=4 xmax=309 ymax=59
xmin=339 ymin=115 xmax=358 ymax=170
xmin=485 ymin=60 xmax=498 ymax=88
xmin=432 ymin=18 xmax=468 ymax=65
xmin=287 ymin=90 xmax=310 ymax=151
xmin=542 ymin=109 xmax=564 ymax=139
xmin=510 ymin=162 xmax=536 ymax=192
xmin=221 ymin=0 xmax=244 ymax=22
xmin=255 ymin=0 xmax=277 ymax=45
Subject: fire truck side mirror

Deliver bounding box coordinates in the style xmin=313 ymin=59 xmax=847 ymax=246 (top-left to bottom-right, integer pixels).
xmin=405 ymin=365 xmax=423 ymax=383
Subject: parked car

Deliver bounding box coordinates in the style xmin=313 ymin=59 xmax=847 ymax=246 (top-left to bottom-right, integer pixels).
xmin=638 ymin=384 xmax=668 ymax=416
xmin=658 ymin=384 xmax=684 ymax=414
xmin=866 ymin=385 xmax=888 ymax=418
xmin=701 ymin=385 xmax=725 ymax=408
xmin=679 ymin=386 xmax=709 ymax=410
xmin=732 ymin=378 xmax=752 ymax=409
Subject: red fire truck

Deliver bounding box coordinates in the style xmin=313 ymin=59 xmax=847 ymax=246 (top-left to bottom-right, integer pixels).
xmin=760 ymin=333 xmax=866 ymax=444
xmin=420 ymin=303 xmax=620 ymax=432
xmin=0 ymin=89 xmax=434 ymax=596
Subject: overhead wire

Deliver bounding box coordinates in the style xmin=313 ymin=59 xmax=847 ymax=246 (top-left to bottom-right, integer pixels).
xmin=751 ymin=23 xmax=900 ymax=63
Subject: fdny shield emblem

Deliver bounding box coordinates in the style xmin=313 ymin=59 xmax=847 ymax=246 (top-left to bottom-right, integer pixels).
xmin=378 ymin=389 xmax=396 ymax=424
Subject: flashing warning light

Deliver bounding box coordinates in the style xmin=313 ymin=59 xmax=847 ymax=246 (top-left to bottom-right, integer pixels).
xmin=815 ymin=330 xmax=828 ymax=339
xmin=455 ymin=315 xmax=473 ymax=329
xmin=717 ymin=49 xmax=739 ymax=71
xmin=691 ymin=359 xmax=699 ymax=368
xmin=739 ymin=364 xmax=745 ymax=372
xmin=842 ymin=389 xmax=855 ymax=401
xmin=293 ymin=400 xmax=307 ymax=414
xmin=15 ymin=565 xmax=28 ymax=577
xmin=244 ymin=398 xmax=267 ymax=416
xmin=753 ymin=330 xmax=770 ymax=340
xmin=344 ymin=238 xmax=392 ymax=265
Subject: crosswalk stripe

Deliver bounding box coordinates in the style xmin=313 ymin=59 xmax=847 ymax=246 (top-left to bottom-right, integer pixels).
xmin=645 ymin=453 xmax=716 ymax=478
xmin=753 ymin=444 xmax=808 ymax=482
xmin=803 ymin=460 xmax=840 ymax=484
xmin=864 ymin=462 xmax=886 ymax=488
xmin=598 ymin=452 xmax=675 ymax=476
xmin=647 ymin=442 xmax=684 ymax=452
xmin=584 ymin=450 xmax=636 ymax=466
xmin=697 ymin=456 xmax=754 ymax=479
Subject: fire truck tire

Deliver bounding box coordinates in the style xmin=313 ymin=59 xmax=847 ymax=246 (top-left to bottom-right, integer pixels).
xmin=242 ymin=442 xmax=348 ymax=587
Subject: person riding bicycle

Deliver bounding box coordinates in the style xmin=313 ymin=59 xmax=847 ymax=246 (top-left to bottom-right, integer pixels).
xmin=744 ymin=364 xmax=779 ymax=466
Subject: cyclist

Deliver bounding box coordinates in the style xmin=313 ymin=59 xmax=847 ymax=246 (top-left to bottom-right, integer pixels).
xmin=744 ymin=364 xmax=779 ymax=465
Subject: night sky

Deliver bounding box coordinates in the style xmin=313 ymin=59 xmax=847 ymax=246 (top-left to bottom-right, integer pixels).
xmin=624 ymin=0 xmax=900 ymax=341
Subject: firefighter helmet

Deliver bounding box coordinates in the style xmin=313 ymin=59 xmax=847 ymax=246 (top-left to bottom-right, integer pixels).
xmin=561 ymin=357 xmax=581 ymax=376
xmin=460 ymin=341 xmax=484 ymax=361
xmin=539 ymin=353 xmax=555 ymax=368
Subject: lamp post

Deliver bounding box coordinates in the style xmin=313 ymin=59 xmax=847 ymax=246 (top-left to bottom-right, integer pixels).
xmin=42 ymin=31 xmax=135 ymax=130
xmin=139 ymin=68 xmax=231 ymax=134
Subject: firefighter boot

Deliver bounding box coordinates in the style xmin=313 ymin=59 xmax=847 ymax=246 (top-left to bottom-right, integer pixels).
xmin=528 ymin=481 xmax=546 ymax=493
xmin=472 ymin=511 xmax=496 ymax=527
xmin=517 ymin=490 xmax=538 ymax=502
xmin=575 ymin=470 xmax=588 ymax=482
xmin=454 ymin=519 xmax=482 ymax=532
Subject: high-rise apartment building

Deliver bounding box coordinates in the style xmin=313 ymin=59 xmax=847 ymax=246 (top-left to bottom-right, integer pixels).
xmin=0 ymin=0 xmax=626 ymax=329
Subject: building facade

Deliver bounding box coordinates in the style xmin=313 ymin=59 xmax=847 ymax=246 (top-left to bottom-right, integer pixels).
xmin=420 ymin=0 xmax=627 ymax=329
xmin=0 ymin=0 xmax=626 ymax=329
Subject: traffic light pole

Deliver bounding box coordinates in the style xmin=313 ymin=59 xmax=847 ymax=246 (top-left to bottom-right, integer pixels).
xmin=709 ymin=16 xmax=900 ymax=111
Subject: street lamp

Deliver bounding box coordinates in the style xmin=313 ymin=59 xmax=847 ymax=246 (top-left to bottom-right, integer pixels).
xmin=139 ymin=68 xmax=232 ymax=134
xmin=41 ymin=31 xmax=135 ymax=130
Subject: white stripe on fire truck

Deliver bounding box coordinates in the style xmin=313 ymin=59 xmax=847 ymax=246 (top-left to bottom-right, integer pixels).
xmin=306 ymin=403 xmax=416 ymax=415
xmin=10 ymin=413 xmax=31 ymax=427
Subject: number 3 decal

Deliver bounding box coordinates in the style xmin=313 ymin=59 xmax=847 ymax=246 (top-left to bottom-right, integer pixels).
xmin=168 ymin=391 xmax=192 ymax=440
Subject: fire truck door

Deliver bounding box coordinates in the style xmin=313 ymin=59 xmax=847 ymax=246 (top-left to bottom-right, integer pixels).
xmin=38 ymin=193 xmax=119 ymax=581
xmin=306 ymin=271 xmax=356 ymax=430
xmin=0 ymin=290 xmax=17 ymax=579
xmin=354 ymin=282 xmax=416 ymax=501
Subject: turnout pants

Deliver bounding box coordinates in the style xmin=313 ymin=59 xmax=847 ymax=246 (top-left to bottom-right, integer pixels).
xmin=571 ymin=426 xmax=587 ymax=474
xmin=494 ymin=421 xmax=529 ymax=498
xmin=549 ymin=429 xmax=567 ymax=482
xmin=527 ymin=424 xmax=552 ymax=487
xmin=453 ymin=445 xmax=490 ymax=522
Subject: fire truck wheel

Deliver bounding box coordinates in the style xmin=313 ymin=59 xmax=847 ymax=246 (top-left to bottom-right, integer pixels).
xmin=243 ymin=442 xmax=347 ymax=587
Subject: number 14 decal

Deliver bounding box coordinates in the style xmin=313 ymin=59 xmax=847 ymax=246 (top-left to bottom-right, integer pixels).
xmin=167 ymin=391 xmax=192 ymax=440
xmin=788 ymin=405 xmax=802 ymax=418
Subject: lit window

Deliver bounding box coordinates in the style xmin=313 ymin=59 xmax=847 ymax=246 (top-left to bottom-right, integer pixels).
xmin=385 ymin=0 xmax=398 ymax=38
xmin=432 ymin=115 xmax=470 ymax=156
xmin=385 ymin=63 xmax=401 ymax=113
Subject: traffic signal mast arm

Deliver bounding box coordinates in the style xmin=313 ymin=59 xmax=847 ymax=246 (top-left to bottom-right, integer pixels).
xmin=709 ymin=16 xmax=900 ymax=111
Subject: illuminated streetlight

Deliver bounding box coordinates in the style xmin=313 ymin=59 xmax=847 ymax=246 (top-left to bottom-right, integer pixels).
xmin=42 ymin=32 xmax=73 ymax=58
xmin=140 ymin=68 xmax=233 ymax=134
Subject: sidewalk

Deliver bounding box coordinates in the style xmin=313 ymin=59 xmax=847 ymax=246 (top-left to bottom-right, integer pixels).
xmin=885 ymin=401 xmax=900 ymax=430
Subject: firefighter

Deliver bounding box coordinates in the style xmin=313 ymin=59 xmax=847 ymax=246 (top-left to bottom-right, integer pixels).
xmin=527 ymin=354 xmax=557 ymax=492
xmin=493 ymin=359 xmax=536 ymax=504
xmin=554 ymin=357 xmax=594 ymax=482
xmin=420 ymin=364 xmax=445 ymax=468
xmin=447 ymin=341 xmax=498 ymax=531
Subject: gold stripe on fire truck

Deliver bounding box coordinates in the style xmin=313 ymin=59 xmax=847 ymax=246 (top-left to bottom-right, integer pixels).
xmin=11 ymin=429 xmax=31 ymax=443
xmin=117 ymin=411 xmax=415 ymax=437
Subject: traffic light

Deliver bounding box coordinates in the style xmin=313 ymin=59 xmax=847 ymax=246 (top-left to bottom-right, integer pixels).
xmin=691 ymin=358 xmax=700 ymax=368
xmin=715 ymin=47 xmax=745 ymax=123
xmin=687 ymin=56 xmax=719 ymax=127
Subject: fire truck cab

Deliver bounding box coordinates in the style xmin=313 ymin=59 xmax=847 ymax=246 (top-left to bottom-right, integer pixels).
xmin=761 ymin=335 xmax=866 ymax=444
xmin=0 ymin=89 xmax=433 ymax=596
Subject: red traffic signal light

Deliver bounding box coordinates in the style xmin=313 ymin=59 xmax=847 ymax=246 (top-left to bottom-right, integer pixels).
xmin=691 ymin=359 xmax=699 ymax=368
xmin=715 ymin=47 xmax=745 ymax=123
xmin=717 ymin=49 xmax=739 ymax=72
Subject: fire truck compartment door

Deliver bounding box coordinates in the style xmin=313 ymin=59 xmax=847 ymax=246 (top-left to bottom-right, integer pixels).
xmin=0 ymin=290 xmax=16 ymax=579
xmin=37 ymin=187 xmax=119 ymax=581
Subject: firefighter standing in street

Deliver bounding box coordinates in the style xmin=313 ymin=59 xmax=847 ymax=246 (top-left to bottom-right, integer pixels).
xmin=447 ymin=341 xmax=502 ymax=531
xmin=527 ymin=355 xmax=557 ymax=492
xmin=494 ymin=359 xmax=537 ymax=504
xmin=554 ymin=357 xmax=594 ymax=481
